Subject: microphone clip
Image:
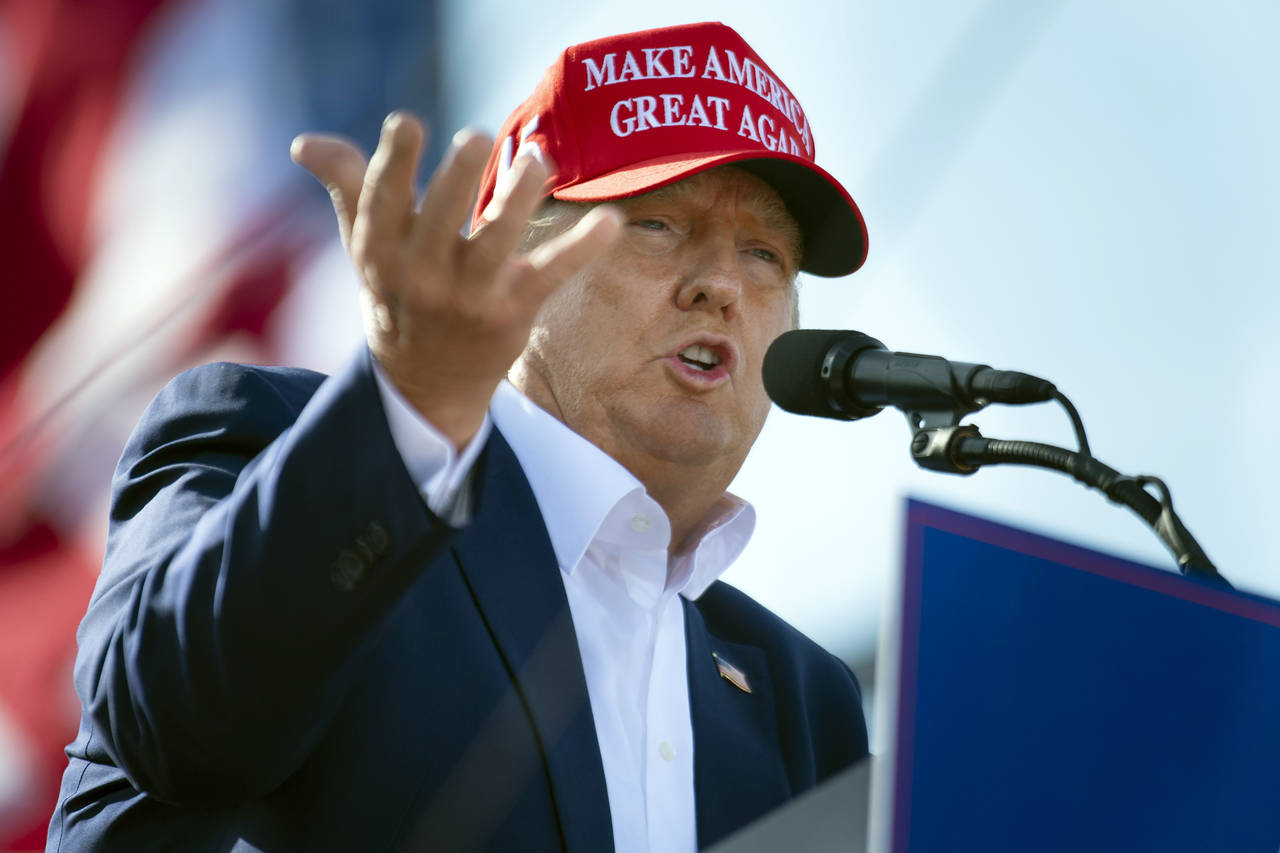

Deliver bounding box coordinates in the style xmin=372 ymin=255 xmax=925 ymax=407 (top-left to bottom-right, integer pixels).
xmin=900 ymin=395 xmax=988 ymax=476
xmin=909 ymin=423 xmax=983 ymax=475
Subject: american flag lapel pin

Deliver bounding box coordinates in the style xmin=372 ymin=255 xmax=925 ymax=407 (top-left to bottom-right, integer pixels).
xmin=712 ymin=651 xmax=752 ymax=694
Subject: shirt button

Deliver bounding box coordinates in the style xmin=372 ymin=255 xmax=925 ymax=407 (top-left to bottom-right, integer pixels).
xmin=630 ymin=514 xmax=650 ymax=532
xmin=658 ymin=740 xmax=676 ymax=762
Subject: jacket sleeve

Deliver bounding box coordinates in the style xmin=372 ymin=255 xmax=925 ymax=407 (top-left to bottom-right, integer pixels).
xmin=74 ymin=349 xmax=459 ymax=806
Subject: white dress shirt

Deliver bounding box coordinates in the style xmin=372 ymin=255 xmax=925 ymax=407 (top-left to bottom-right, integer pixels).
xmin=373 ymin=369 xmax=756 ymax=853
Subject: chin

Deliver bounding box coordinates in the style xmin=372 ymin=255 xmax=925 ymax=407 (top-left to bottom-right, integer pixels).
xmin=622 ymin=398 xmax=740 ymax=466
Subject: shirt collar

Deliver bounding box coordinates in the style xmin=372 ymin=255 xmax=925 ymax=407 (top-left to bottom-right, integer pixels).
xmin=490 ymin=381 xmax=754 ymax=599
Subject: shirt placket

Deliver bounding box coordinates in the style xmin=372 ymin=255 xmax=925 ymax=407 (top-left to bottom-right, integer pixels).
xmin=641 ymin=591 xmax=695 ymax=852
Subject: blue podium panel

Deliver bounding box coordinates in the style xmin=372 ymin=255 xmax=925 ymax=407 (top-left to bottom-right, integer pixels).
xmin=887 ymin=500 xmax=1280 ymax=853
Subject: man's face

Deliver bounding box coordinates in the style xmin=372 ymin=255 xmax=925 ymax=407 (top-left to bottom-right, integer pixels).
xmin=513 ymin=166 xmax=801 ymax=485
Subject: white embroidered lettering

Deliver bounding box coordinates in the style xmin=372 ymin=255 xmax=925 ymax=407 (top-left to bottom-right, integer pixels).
xmin=618 ymin=51 xmax=644 ymax=83
xmin=610 ymin=100 xmax=636 ymax=136
xmin=757 ymin=114 xmax=777 ymax=150
xmin=660 ymin=93 xmax=686 ymax=126
xmin=706 ymin=96 xmax=731 ymax=130
xmin=643 ymin=47 xmax=671 ymax=78
xmin=670 ymin=45 xmax=695 ymax=77
xmin=582 ymin=54 xmax=616 ymax=91
xmin=633 ymin=95 xmax=659 ymax=131
xmin=686 ymin=94 xmax=711 ymax=128
xmin=737 ymin=104 xmax=761 ymax=142
xmin=702 ymin=46 xmax=726 ymax=81
xmin=725 ymin=49 xmax=751 ymax=88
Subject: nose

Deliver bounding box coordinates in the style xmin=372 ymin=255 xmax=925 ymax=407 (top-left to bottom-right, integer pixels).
xmin=675 ymin=238 xmax=742 ymax=318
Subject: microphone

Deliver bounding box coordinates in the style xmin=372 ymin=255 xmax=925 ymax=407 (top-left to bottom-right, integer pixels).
xmin=762 ymin=329 xmax=1056 ymax=421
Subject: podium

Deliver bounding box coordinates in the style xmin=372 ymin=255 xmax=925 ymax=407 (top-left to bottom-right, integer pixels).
xmin=713 ymin=499 xmax=1280 ymax=851
xmin=706 ymin=757 xmax=871 ymax=852
xmin=875 ymin=499 xmax=1280 ymax=852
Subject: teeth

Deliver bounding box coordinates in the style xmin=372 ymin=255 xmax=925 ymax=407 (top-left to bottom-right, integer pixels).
xmin=678 ymin=345 xmax=721 ymax=369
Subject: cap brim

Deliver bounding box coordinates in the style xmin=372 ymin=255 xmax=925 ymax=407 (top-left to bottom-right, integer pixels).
xmin=553 ymin=150 xmax=867 ymax=277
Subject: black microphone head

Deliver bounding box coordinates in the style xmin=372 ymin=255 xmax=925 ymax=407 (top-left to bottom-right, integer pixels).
xmin=763 ymin=329 xmax=884 ymax=419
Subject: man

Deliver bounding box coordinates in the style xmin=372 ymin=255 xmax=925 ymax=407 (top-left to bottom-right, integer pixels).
xmin=49 ymin=22 xmax=870 ymax=852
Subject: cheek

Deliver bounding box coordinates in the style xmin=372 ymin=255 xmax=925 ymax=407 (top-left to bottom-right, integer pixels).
xmin=527 ymin=290 xmax=630 ymax=400
xmin=552 ymin=270 xmax=634 ymax=339
xmin=744 ymin=294 xmax=795 ymax=365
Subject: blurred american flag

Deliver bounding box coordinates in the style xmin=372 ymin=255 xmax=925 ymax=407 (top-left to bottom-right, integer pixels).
xmin=0 ymin=0 xmax=440 ymax=845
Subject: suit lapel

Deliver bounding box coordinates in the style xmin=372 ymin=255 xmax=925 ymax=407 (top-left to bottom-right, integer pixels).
xmin=451 ymin=429 xmax=613 ymax=853
xmin=684 ymin=600 xmax=791 ymax=848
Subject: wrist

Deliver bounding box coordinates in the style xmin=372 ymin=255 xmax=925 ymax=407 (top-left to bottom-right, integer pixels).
xmin=377 ymin=363 xmax=495 ymax=450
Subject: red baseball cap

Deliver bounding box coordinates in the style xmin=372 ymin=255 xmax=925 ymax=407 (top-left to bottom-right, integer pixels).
xmin=472 ymin=22 xmax=868 ymax=277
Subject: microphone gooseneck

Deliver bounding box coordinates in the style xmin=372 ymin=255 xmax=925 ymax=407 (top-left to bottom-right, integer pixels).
xmin=760 ymin=328 xmax=1222 ymax=582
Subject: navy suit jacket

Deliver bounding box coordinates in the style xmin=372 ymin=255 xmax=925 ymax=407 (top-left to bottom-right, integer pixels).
xmin=49 ymin=350 xmax=868 ymax=852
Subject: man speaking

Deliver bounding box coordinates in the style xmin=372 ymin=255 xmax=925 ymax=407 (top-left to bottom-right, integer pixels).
xmin=49 ymin=22 xmax=870 ymax=852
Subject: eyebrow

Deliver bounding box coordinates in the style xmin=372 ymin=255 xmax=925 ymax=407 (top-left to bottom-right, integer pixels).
xmin=627 ymin=177 xmax=805 ymax=268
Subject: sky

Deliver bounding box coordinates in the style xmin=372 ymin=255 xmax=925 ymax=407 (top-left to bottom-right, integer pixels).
xmin=438 ymin=0 xmax=1280 ymax=670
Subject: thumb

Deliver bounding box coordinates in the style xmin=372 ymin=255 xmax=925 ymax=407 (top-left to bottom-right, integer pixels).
xmin=291 ymin=133 xmax=368 ymax=249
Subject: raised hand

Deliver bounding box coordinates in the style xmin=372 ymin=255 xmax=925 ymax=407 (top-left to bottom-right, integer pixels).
xmin=291 ymin=112 xmax=621 ymax=448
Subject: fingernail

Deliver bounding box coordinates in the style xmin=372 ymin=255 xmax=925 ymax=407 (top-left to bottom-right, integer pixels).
xmin=452 ymin=126 xmax=484 ymax=149
xmin=581 ymin=204 xmax=622 ymax=231
xmin=382 ymin=111 xmax=413 ymax=142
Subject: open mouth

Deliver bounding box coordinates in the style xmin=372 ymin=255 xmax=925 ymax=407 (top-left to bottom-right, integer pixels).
xmin=676 ymin=344 xmax=723 ymax=372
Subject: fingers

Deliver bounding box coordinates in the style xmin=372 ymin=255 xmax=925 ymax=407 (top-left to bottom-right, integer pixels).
xmin=291 ymin=133 xmax=367 ymax=248
xmin=412 ymin=128 xmax=493 ymax=254
xmin=353 ymin=112 xmax=426 ymax=278
xmin=459 ymin=153 xmax=553 ymax=281
xmin=522 ymin=205 xmax=623 ymax=301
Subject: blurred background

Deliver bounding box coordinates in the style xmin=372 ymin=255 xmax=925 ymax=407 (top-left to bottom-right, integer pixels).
xmin=1 ymin=0 xmax=1276 ymax=846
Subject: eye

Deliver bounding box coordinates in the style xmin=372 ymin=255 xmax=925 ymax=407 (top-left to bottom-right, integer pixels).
xmin=632 ymin=218 xmax=669 ymax=231
xmin=748 ymin=246 xmax=778 ymax=263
